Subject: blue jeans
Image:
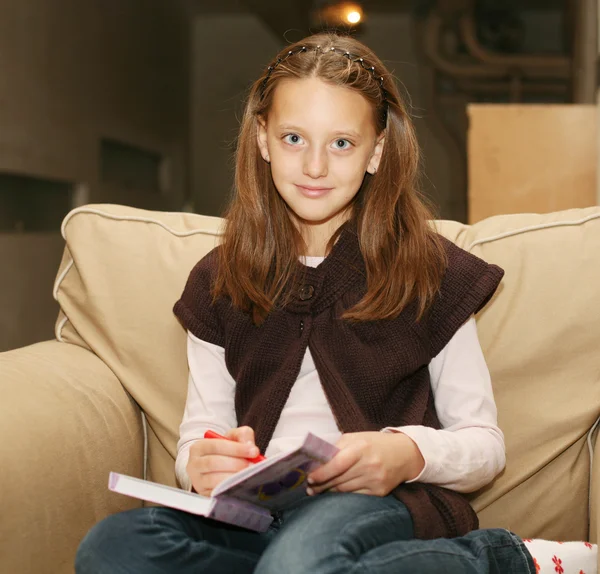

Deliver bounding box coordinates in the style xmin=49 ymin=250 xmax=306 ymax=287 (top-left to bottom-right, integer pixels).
xmin=76 ymin=492 xmax=535 ymax=573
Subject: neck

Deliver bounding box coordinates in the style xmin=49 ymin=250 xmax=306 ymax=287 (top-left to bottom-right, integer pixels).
xmin=302 ymin=229 xmax=329 ymax=257
xmin=296 ymin=213 xmax=351 ymax=257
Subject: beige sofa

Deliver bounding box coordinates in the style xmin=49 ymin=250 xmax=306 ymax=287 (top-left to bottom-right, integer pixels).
xmin=2 ymin=203 xmax=600 ymax=574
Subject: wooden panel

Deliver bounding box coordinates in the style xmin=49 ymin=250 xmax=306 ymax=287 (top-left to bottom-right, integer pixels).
xmin=468 ymin=104 xmax=597 ymax=223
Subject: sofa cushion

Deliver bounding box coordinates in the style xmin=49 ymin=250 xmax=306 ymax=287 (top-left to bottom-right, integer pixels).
xmin=54 ymin=204 xmax=600 ymax=540
xmin=55 ymin=205 xmax=223 ymax=487
xmin=435 ymin=208 xmax=600 ymax=540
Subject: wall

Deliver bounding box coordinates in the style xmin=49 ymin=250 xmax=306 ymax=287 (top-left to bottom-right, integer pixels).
xmin=191 ymin=15 xmax=280 ymax=217
xmin=0 ymin=0 xmax=189 ymax=351
xmin=0 ymin=0 xmax=189 ymax=206
xmin=0 ymin=236 xmax=65 ymax=351
xmin=359 ymin=14 xmax=462 ymax=220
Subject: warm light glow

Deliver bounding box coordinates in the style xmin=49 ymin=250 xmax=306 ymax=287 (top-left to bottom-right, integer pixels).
xmin=346 ymin=10 xmax=361 ymax=24
xmin=317 ymin=2 xmax=365 ymax=28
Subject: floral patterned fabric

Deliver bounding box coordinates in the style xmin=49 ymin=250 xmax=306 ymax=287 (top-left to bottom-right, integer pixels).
xmin=523 ymin=539 xmax=596 ymax=574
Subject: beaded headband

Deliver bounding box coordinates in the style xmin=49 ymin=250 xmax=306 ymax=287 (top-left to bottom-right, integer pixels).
xmin=259 ymin=45 xmax=389 ymax=117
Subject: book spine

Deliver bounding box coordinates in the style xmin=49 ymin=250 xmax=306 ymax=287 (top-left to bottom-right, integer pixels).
xmin=209 ymin=496 xmax=274 ymax=533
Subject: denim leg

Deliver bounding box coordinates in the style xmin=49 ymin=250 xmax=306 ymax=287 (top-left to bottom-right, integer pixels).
xmin=75 ymin=506 xmax=276 ymax=574
xmin=255 ymin=492 xmax=535 ymax=574
xmin=350 ymin=528 xmax=535 ymax=574
xmin=255 ymin=492 xmax=414 ymax=574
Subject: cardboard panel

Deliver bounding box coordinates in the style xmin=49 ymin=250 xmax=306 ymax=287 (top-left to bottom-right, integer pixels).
xmin=468 ymin=104 xmax=597 ymax=223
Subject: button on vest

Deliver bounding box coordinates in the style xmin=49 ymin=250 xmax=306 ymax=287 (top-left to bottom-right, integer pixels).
xmin=298 ymin=285 xmax=315 ymax=300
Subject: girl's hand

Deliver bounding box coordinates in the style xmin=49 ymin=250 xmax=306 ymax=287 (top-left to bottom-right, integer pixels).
xmin=187 ymin=426 xmax=260 ymax=496
xmin=307 ymin=431 xmax=425 ymax=497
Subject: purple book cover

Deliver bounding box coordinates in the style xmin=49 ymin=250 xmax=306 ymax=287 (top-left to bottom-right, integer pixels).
xmin=214 ymin=433 xmax=339 ymax=512
xmin=209 ymin=496 xmax=273 ymax=532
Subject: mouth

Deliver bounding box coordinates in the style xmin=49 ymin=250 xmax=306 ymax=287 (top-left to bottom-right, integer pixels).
xmin=295 ymin=184 xmax=333 ymax=198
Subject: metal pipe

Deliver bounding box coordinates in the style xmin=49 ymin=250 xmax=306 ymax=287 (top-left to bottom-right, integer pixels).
xmin=459 ymin=14 xmax=571 ymax=78
xmin=423 ymin=13 xmax=572 ymax=81
xmin=422 ymin=13 xmax=513 ymax=79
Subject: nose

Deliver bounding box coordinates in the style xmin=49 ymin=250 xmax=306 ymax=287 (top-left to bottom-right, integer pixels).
xmin=303 ymin=146 xmax=328 ymax=179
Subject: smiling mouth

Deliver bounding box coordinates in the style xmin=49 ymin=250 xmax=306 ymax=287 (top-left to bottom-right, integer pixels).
xmin=296 ymin=184 xmax=333 ymax=197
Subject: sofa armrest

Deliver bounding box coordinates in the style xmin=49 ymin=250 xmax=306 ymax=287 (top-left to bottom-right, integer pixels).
xmin=0 ymin=341 xmax=144 ymax=574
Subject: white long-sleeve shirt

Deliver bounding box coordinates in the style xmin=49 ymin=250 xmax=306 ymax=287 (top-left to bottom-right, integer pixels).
xmin=176 ymin=257 xmax=506 ymax=494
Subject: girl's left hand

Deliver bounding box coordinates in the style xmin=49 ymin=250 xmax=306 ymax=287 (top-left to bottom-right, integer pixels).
xmin=307 ymin=431 xmax=425 ymax=497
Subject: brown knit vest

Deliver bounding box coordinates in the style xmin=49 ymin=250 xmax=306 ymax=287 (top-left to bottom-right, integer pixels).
xmin=174 ymin=224 xmax=504 ymax=539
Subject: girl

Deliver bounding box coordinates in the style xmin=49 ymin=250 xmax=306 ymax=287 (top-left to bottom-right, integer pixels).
xmin=76 ymin=32 xmax=538 ymax=573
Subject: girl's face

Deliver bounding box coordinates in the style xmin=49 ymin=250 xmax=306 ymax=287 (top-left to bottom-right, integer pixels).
xmin=258 ymin=77 xmax=384 ymax=241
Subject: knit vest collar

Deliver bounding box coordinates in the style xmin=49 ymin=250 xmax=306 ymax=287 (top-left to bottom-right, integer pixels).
xmin=284 ymin=221 xmax=366 ymax=315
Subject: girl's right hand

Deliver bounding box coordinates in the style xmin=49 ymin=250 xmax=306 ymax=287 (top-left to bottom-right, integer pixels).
xmin=187 ymin=426 xmax=260 ymax=496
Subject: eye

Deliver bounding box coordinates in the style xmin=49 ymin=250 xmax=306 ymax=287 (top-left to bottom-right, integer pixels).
xmin=283 ymin=133 xmax=303 ymax=145
xmin=332 ymin=138 xmax=352 ymax=150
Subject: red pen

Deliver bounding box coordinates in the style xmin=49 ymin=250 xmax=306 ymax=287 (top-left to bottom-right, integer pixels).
xmin=203 ymin=430 xmax=266 ymax=463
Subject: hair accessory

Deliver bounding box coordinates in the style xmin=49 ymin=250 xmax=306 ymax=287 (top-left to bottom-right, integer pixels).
xmin=259 ymin=45 xmax=389 ymax=117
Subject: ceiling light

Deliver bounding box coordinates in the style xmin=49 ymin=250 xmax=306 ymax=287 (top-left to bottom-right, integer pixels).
xmin=346 ymin=10 xmax=361 ymax=24
xmin=312 ymin=2 xmax=365 ymax=29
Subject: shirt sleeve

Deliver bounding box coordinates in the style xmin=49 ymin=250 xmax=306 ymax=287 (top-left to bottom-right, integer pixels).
xmin=175 ymin=331 xmax=238 ymax=491
xmin=383 ymin=316 xmax=506 ymax=493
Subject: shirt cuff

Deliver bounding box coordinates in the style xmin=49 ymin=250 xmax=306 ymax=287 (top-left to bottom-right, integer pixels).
xmin=175 ymin=442 xmax=195 ymax=492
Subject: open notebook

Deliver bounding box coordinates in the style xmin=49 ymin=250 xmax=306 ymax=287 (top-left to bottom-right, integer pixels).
xmin=109 ymin=432 xmax=339 ymax=532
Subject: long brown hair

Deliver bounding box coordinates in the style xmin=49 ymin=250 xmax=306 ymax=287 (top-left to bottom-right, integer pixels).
xmin=214 ymin=32 xmax=447 ymax=325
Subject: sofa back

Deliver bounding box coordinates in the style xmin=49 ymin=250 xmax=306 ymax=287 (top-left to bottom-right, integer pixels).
xmin=54 ymin=204 xmax=600 ymax=540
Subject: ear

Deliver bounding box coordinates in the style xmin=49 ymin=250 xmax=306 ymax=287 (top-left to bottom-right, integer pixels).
xmin=367 ymin=133 xmax=385 ymax=174
xmin=256 ymin=116 xmax=270 ymax=163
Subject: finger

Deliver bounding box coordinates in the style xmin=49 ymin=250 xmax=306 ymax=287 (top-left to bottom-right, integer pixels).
xmin=329 ymin=486 xmax=372 ymax=496
xmin=228 ymin=426 xmax=256 ymax=445
xmin=308 ymin=444 xmax=361 ymax=485
xmin=191 ymin=454 xmax=252 ymax=475
xmin=311 ymin=475 xmax=375 ymax=495
xmin=191 ymin=472 xmax=237 ymax=496
xmin=309 ymin=466 xmax=361 ymax=494
xmin=335 ymin=433 xmax=364 ymax=449
xmin=192 ymin=437 xmax=259 ymax=460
